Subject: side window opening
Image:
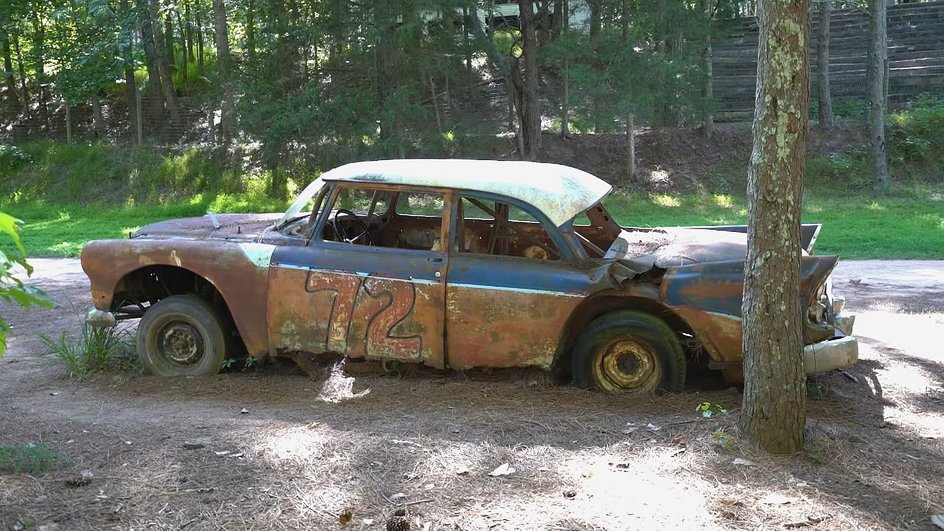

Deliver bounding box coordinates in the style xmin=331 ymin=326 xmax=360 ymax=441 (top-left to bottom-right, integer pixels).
xmin=458 ymin=195 xmax=560 ymax=261
xmin=321 ymin=186 xmax=444 ymax=251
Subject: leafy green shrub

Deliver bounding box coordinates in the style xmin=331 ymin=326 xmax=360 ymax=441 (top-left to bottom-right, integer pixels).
xmin=888 ymin=95 xmax=944 ymax=180
xmin=0 ymin=144 xmax=33 ymax=175
xmin=42 ymin=323 xmax=140 ymax=379
xmin=0 ymin=212 xmax=51 ymax=356
xmin=0 ymin=442 xmax=70 ymax=474
xmin=832 ymin=97 xmax=868 ymax=120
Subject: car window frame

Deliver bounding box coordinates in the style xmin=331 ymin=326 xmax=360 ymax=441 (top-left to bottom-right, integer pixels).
xmin=310 ymin=181 xmax=452 ymax=257
xmin=449 ymin=190 xmax=578 ymax=263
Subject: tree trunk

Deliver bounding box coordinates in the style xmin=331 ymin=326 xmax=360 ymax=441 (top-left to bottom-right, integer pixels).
xmin=120 ymin=0 xmax=139 ymax=142
xmin=1 ymin=28 xmax=21 ymax=111
xmin=625 ymin=114 xmax=635 ymax=179
xmin=739 ymin=0 xmax=810 ymax=455
xmin=12 ymin=31 xmax=29 ymax=119
xmin=196 ymin=5 xmax=205 ymax=77
xmin=589 ymin=0 xmax=602 ymax=133
xmin=90 ymin=92 xmax=106 ymax=138
xmin=246 ymin=0 xmax=257 ymax=61
xmin=176 ymin=10 xmax=189 ymax=87
xmin=700 ymin=0 xmax=715 ymax=139
xmin=64 ymin=97 xmax=72 ymax=143
xmin=817 ymin=0 xmax=833 ymax=128
xmin=212 ymin=0 xmax=234 ymax=142
xmin=519 ymin=0 xmax=541 ymax=160
xmin=561 ymin=57 xmax=570 ymax=138
xmin=185 ymin=1 xmax=195 ymax=61
xmin=147 ymin=0 xmax=181 ymax=127
xmin=30 ymin=7 xmax=48 ymax=128
xmin=140 ymin=6 xmax=167 ymax=125
xmin=164 ymin=13 xmax=176 ymax=75
xmin=868 ymin=0 xmax=889 ymax=188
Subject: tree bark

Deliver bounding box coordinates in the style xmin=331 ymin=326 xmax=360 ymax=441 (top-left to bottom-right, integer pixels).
xmin=519 ymin=0 xmax=541 ymax=160
xmin=12 ymin=30 xmax=29 ymax=119
xmin=817 ymin=0 xmax=833 ymax=128
xmin=121 ymin=0 xmax=139 ymax=142
xmin=185 ymin=1 xmax=195 ymax=61
xmin=164 ymin=12 xmax=176 ymax=75
xmin=30 ymin=7 xmax=48 ymax=128
xmin=64 ymin=97 xmax=72 ymax=143
xmin=625 ymin=114 xmax=635 ymax=179
xmin=868 ymin=0 xmax=889 ymax=188
xmin=739 ymin=0 xmax=810 ymax=455
xmin=700 ymin=0 xmax=715 ymax=139
xmin=90 ymin=92 xmax=106 ymax=138
xmin=176 ymin=9 xmax=189 ymax=86
xmin=246 ymin=0 xmax=257 ymax=62
xmin=140 ymin=5 xmax=167 ymax=125
xmin=1 ymin=28 xmax=21 ymax=111
xmin=213 ymin=0 xmax=234 ymax=142
xmin=196 ymin=4 xmax=205 ymax=77
xmin=147 ymin=0 xmax=181 ymax=127
xmin=589 ymin=0 xmax=602 ymax=133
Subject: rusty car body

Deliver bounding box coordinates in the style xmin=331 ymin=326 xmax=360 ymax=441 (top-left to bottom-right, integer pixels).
xmin=81 ymin=159 xmax=858 ymax=392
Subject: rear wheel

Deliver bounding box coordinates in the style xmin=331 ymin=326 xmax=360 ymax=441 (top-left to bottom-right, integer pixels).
xmin=572 ymin=310 xmax=686 ymax=393
xmin=137 ymin=295 xmax=227 ymax=376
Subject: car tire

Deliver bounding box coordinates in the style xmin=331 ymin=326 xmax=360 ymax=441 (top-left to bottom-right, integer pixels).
xmin=572 ymin=310 xmax=686 ymax=393
xmin=137 ymin=295 xmax=227 ymax=376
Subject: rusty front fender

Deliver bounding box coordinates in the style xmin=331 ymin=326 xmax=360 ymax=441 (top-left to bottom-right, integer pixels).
xmin=81 ymin=239 xmax=274 ymax=357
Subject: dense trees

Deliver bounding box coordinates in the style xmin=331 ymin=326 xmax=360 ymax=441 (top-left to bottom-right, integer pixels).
xmin=0 ymin=0 xmax=719 ymax=176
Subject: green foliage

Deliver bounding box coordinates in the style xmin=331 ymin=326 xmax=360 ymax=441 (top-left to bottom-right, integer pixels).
xmin=0 ymin=442 xmax=71 ymax=474
xmin=888 ymin=95 xmax=944 ymax=181
xmin=0 ymin=144 xmax=34 ymax=174
xmin=41 ymin=323 xmax=140 ymax=379
xmin=832 ymin=97 xmax=868 ymax=120
xmin=696 ymin=402 xmax=728 ymax=418
xmin=0 ymin=211 xmax=52 ymax=357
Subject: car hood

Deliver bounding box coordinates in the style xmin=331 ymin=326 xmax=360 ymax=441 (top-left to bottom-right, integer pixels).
xmin=609 ymin=227 xmax=748 ymax=273
xmin=133 ymin=213 xmax=283 ymax=242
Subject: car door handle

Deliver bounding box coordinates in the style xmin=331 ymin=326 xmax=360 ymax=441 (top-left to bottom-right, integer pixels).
xmin=426 ymin=257 xmax=443 ymax=263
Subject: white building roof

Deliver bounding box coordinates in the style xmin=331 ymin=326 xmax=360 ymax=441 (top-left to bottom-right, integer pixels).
xmin=321 ymin=159 xmax=612 ymax=227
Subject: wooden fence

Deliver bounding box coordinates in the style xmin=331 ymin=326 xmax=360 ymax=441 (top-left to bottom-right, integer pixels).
xmin=712 ymin=1 xmax=944 ymax=118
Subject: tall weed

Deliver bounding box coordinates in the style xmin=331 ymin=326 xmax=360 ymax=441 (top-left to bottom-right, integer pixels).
xmin=42 ymin=323 xmax=140 ymax=379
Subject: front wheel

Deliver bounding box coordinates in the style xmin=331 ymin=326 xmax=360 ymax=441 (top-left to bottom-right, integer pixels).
xmin=572 ymin=310 xmax=686 ymax=393
xmin=137 ymin=295 xmax=227 ymax=376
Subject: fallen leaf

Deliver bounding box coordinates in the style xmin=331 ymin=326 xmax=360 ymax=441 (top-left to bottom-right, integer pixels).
xmin=759 ymin=493 xmax=797 ymax=505
xmin=338 ymin=508 xmax=352 ymax=525
xmin=931 ymin=514 xmax=944 ymax=530
xmin=646 ymin=423 xmax=661 ymax=431
xmin=488 ymin=463 xmax=516 ymax=477
xmin=389 ymin=492 xmax=407 ymax=502
xmin=240 ymin=408 xmax=249 ymax=414
xmin=733 ymin=458 xmax=756 ymax=466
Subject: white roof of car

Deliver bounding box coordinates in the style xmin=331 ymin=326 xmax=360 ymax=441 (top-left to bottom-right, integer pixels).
xmin=321 ymin=159 xmax=613 ymax=227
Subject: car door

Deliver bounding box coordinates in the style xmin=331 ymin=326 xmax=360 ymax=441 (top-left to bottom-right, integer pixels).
xmin=266 ymin=183 xmax=450 ymax=368
xmin=444 ymin=193 xmax=592 ymax=370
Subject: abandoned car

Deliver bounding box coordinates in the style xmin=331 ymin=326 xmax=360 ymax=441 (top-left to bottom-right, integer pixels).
xmin=81 ymin=159 xmax=858 ymax=392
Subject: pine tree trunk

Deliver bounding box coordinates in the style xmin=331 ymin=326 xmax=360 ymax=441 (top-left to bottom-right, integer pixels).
xmin=140 ymin=4 xmax=167 ymax=126
xmin=30 ymin=8 xmax=48 ymax=128
xmin=185 ymin=1 xmax=195 ymax=61
xmin=196 ymin=6 xmax=205 ymax=77
xmin=817 ymin=0 xmax=833 ymax=128
xmin=589 ymin=0 xmax=602 ymax=133
xmin=164 ymin=13 xmax=176 ymax=75
xmin=148 ymin=0 xmax=181 ymax=127
xmin=64 ymin=97 xmax=72 ymax=143
xmin=176 ymin=10 xmax=188 ymax=86
xmin=1 ymin=29 xmax=21 ymax=111
xmin=13 ymin=31 xmax=30 ymax=119
xmin=246 ymin=0 xmax=257 ymax=61
xmin=868 ymin=0 xmax=889 ymax=189
xmin=625 ymin=114 xmax=635 ymax=179
xmin=90 ymin=92 xmax=106 ymax=138
xmin=519 ymin=0 xmax=541 ymax=160
xmin=700 ymin=0 xmax=714 ymax=139
xmin=739 ymin=0 xmax=810 ymax=455
xmin=213 ymin=0 xmax=234 ymax=142
xmin=120 ymin=0 xmax=139 ymax=142
xmin=561 ymin=57 xmax=570 ymax=138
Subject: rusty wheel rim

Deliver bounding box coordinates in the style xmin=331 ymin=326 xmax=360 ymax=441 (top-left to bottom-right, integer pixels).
xmin=595 ymin=338 xmax=660 ymax=392
xmin=158 ymin=322 xmax=205 ymax=366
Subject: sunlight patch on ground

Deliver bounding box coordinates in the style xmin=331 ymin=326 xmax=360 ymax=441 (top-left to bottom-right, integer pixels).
xmin=318 ymin=363 xmax=371 ymax=403
xmin=651 ymin=194 xmax=681 ymax=207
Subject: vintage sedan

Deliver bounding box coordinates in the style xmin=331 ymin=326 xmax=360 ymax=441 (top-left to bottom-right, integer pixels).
xmin=81 ymin=159 xmax=857 ymax=392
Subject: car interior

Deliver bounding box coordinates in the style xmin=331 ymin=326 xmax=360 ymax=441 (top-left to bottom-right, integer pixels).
xmin=319 ymin=186 xmax=562 ymax=260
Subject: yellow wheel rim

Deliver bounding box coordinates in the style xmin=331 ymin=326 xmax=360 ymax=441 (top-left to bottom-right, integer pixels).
xmin=594 ymin=338 xmax=661 ymax=392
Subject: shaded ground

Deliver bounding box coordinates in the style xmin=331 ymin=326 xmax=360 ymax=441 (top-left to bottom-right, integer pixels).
xmin=0 ymin=259 xmax=942 ymax=530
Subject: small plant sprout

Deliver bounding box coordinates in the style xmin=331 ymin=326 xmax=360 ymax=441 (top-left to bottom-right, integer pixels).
xmin=696 ymin=402 xmax=729 ymax=418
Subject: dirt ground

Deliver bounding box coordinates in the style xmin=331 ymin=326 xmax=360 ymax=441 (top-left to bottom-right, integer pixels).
xmin=1 ymin=259 xmax=942 ymax=530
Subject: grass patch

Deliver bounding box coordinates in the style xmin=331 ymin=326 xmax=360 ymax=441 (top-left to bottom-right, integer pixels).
xmin=42 ymin=323 xmax=141 ymax=379
xmin=0 ymin=442 xmax=71 ymax=474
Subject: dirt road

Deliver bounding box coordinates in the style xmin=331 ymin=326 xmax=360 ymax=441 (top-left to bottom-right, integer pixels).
xmin=1 ymin=259 xmax=941 ymax=530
